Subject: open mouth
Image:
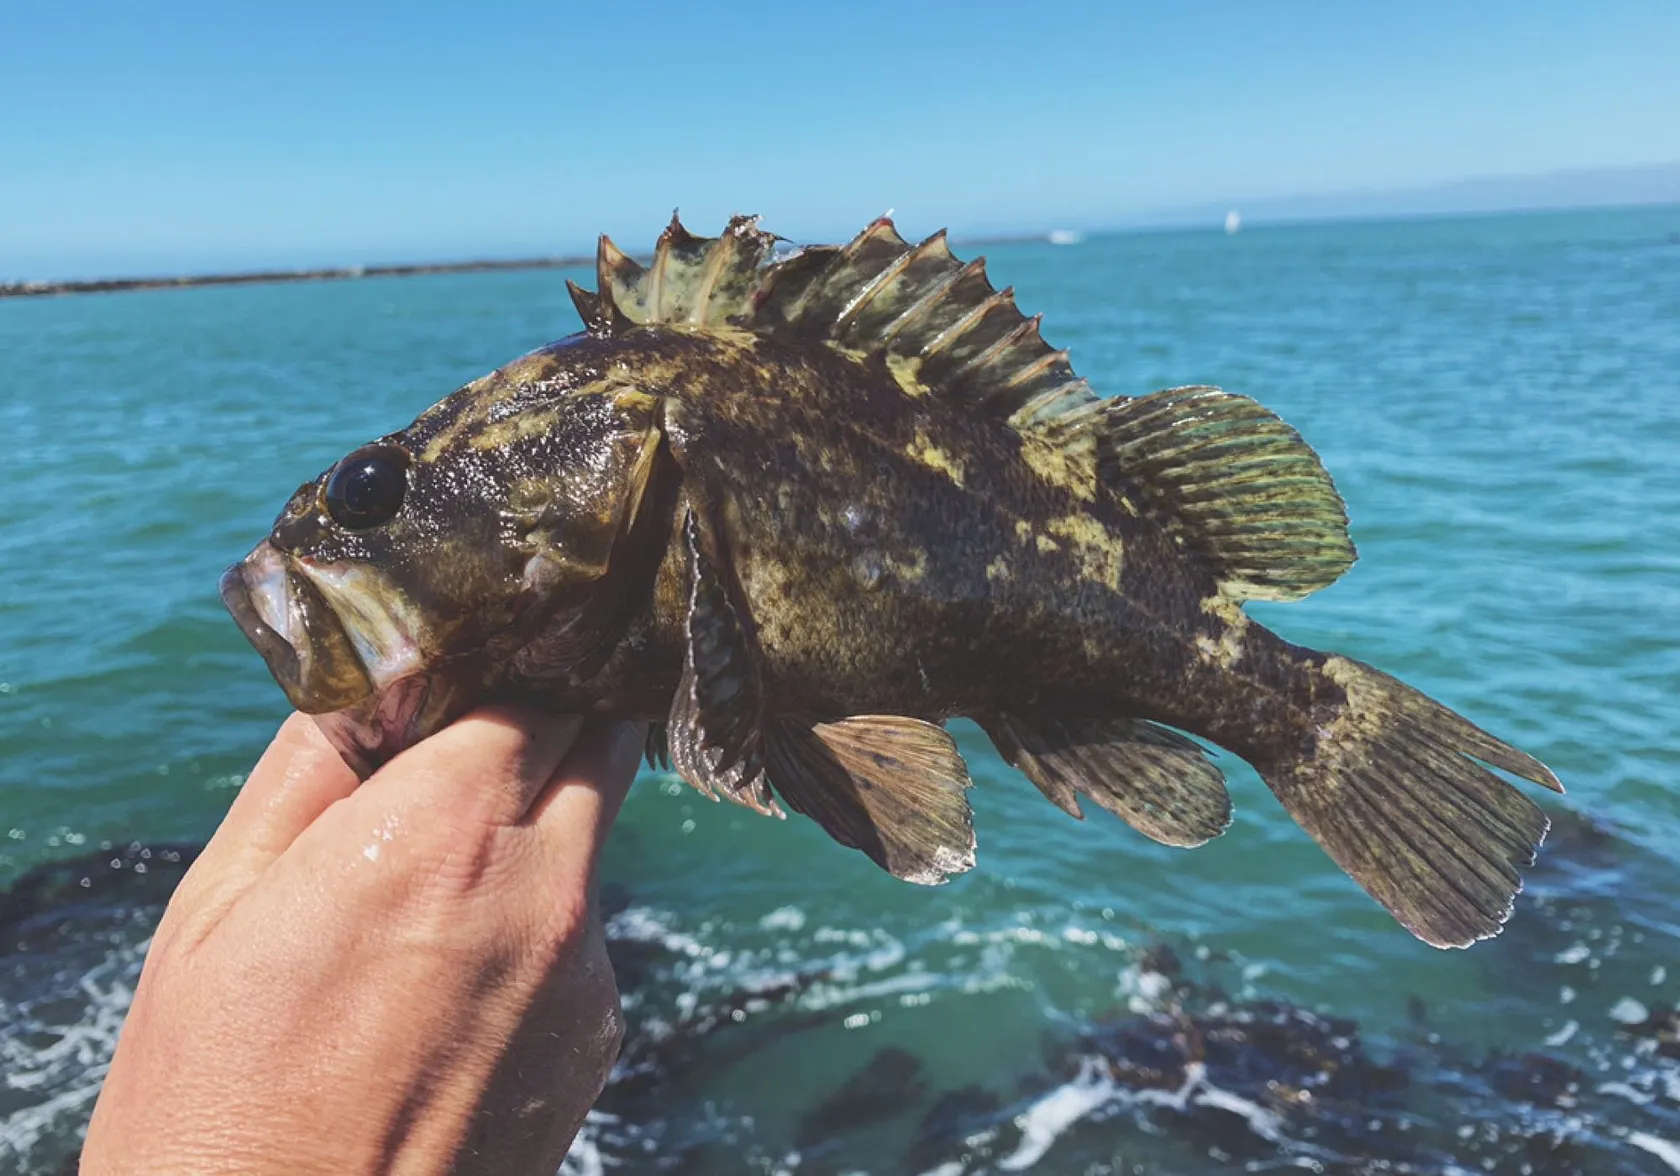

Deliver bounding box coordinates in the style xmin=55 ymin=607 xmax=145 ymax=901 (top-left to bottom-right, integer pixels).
xmin=219 ymin=542 xmax=375 ymax=713
xmin=220 ymin=542 xmax=462 ymax=777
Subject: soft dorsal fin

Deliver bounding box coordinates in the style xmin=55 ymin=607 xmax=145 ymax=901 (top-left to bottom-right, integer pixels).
xmin=1076 ymin=386 xmax=1358 ymax=602
xmin=576 ymin=213 xmax=1099 ymax=427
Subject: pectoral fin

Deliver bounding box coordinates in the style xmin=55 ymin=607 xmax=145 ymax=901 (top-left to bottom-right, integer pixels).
xmin=666 ymin=509 xmax=781 ymax=817
xmin=985 ymin=715 xmax=1231 ymax=848
xmin=765 ymin=715 xmax=976 ymax=885
xmin=644 ymin=721 xmax=670 ymax=771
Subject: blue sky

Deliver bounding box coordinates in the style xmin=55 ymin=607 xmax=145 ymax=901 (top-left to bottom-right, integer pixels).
xmin=4 ymin=0 xmax=1679 ymax=278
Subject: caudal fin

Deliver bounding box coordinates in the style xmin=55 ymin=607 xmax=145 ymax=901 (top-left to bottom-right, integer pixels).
xmin=1262 ymin=655 xmax=1562 ymax=949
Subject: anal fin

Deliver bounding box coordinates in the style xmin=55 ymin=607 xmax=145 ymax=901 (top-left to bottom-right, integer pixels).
xmin=765 ymin=716 xmax=976 ymax=885
xmin=984 ymin=715 xmax=1231 ymax=848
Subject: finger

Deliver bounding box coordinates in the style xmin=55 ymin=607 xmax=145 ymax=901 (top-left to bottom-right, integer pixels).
xmin=525 ymin=720 xmax=647 ymax=877
xmin=205 ymin=712 xmax=362 ymax=868
xmin=356 ymin=704 xmax=584 ymax=828
xmin=162 ymin=712 xmax=362 ymax=933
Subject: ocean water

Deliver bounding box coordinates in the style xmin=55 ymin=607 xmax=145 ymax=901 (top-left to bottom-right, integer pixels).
xmin=3 ymin=206 xmax=1679 ymax=1173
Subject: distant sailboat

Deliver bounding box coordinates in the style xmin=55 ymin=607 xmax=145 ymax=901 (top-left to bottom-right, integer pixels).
xmin=1047 ymin=229 xmax=1082 ymax=246
xmin=1224 ymin=209 xmax=1242 ymax=235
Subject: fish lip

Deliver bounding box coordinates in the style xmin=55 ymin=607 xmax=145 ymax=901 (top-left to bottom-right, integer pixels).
xmin=219 ymin=542 xmax=374 ymax=713
xmin=219 ymin=558 xmax=302 ymax=691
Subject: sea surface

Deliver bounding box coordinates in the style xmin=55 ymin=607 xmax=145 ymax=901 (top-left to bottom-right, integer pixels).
xmin=3 ymin=206 xmax=1679 ymax=1174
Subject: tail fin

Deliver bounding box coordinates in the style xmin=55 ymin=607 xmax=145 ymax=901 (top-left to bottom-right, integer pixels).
xmin=1263 ymin=655 xmax=1562 ymax=949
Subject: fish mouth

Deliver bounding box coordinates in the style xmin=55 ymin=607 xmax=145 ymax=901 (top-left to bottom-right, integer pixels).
xmin=219 ymin=542 xmax=378 ymax=713
xmin=220 ymin=542 xmax=457 ymax=777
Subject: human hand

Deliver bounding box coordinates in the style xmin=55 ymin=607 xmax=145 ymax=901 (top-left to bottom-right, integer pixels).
xmin=81 ymin=707 xmax=646 ymax=1176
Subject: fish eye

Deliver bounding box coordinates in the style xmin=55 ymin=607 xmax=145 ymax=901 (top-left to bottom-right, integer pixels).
xmin=323 ymin=444 xmax=410 ymax=530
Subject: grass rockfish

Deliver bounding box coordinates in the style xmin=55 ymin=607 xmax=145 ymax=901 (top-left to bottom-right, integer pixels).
xmin=220 ymin=214 xmax=1563 ymax=948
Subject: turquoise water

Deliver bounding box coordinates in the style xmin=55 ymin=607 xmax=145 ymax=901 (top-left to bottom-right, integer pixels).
xmin=3 ymin=206 xmax=1680 ymax=1172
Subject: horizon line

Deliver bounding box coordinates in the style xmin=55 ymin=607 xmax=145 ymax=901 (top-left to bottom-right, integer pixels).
xmin=5 ymin=195 xmax=1677 ymax=300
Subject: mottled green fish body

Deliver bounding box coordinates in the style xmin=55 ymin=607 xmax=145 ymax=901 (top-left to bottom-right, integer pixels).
xmin=220 ymin=215 xmax=1562 ymax=948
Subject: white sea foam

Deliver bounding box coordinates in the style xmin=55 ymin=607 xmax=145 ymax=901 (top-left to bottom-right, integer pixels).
xmin=990 ymin=1047 xmax=1314 ymax=1171
xmin=1626 ymin=1131 xmax=1680 ymax=1172
xmin=1611 ymin=996 xmax=1651 ymax=1025
xmin=1543 ymin=1019 xmax=1580 ymax=1046
xmin=915 ymin=1162 xmax=967 ymax=1176
xmin=1599 ymin=1080 xmax=1655 ymax=1105
xmin=0 ymin=935 xmax=146 ymax=1168
xmin=559 ymin=1109 xmax=617 ymax=1176
xmin=997 ymin=1056 xmax=1118 ymax=1170
xmin=760 ymin=905 xmax=806 ymax=933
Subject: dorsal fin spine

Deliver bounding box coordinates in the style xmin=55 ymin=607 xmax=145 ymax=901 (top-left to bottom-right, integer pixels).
xmin=860 ymin=230 xmax=954 ymax=342
xmin=645 ymin=213 xmax=681 ymax=321
xmin=832 ymin=243 xmax=918 ymax=334
xmin=781 ymin=216 xmax=906 ymax=330
xmin=1009 ymin=378 xmax=1094 ymax=429
xmin=689 ymin=229 xmax=733 ymax=324
xmin=920 ymin=285 xmax=1015 ymax=359
xmin=1001 ymin=346 xmax=1070 ymax=393
xmin=955 ymin=312 xmax=1043 ymax=389
xmin=566 ymin=279 xmax=605 ymax=333
xmin=596 ymin=234 xmax=641 ymax=327
xmin=878 ymin=256 xmax=985 ymax=349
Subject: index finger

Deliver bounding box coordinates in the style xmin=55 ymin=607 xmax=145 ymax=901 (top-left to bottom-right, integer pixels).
xmin=348 ymin=704 xmax=585 ymax=830
xmin=165 ymin=712 xmax=362 ymax=921
xmin=524 ymin=720 xmax=647 ymax=881
xmin=207 ymin=713 xmax=362 ymax=870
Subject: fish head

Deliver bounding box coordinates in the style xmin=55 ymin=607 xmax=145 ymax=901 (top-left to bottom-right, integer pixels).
xmin=220 ymin=337 xmax=665 ymax=775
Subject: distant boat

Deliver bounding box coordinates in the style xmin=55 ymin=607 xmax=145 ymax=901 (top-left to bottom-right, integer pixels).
xmin=1047 ymin=229 xmax=1083 ymax=246
xmin=1224 ymin=210 xmax=1241 ymax=235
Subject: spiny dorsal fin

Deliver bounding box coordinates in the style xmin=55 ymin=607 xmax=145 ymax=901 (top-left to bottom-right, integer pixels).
xmin=1089 ymin=386 xmax=1357 ymax=602
xmin=751 ymin=217 xmax=1098 ymax=424
xmin=576 ymin=214 xmax=1099 ymax=428
xmin=593 ymin=212 xmax=778 ymax=329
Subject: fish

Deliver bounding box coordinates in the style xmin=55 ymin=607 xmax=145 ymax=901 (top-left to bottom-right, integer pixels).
xmin=219 ymin=213 xmax=1564 ymax=948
